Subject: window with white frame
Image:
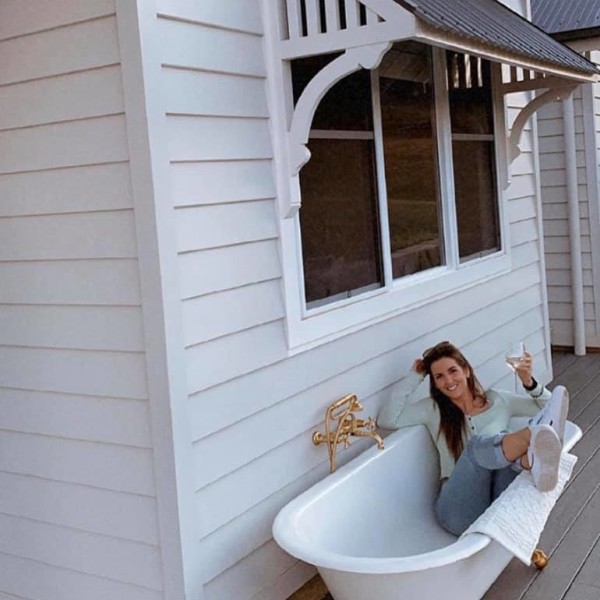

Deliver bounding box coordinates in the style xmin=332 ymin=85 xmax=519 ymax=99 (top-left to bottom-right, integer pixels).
xmin=292 ymin=41 xmax=501 ymax=309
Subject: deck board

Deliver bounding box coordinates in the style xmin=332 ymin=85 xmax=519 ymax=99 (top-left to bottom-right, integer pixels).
xmin=551 ymin=352 xmax=578 ymax=378
xmin=570 ymin=536 xmax=600 ymax=589
xmin=562 ymin=583 xmax=600 ymax=600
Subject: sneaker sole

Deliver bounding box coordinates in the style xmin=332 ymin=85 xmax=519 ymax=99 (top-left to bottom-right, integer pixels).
xmin=532 ymin=426 xmax=561 ymax=492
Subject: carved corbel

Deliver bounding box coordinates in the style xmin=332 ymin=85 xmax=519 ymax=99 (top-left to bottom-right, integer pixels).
xmin=283 ymin=41 xmax=392 ymax=218
xmin=509 ymin=85 xmax=577 ymax=161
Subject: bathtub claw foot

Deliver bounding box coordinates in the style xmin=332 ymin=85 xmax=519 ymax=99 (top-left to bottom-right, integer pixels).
xmin=532 ymin=548 xmax=548 ymax=570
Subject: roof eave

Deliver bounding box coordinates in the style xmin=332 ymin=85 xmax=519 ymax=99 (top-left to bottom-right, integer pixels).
xmin=415 ymin=21 xmax=599 ymax=84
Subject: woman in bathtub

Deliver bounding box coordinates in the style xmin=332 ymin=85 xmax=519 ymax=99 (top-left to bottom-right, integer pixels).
xmin=377 ymin=341 xmax=569 ymax=536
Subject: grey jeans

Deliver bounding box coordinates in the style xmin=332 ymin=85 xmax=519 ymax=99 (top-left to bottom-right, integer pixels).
xmin=435 ymin=433 xmax=519 ymax=536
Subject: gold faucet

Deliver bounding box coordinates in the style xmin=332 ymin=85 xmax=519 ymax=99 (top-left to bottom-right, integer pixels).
xmin=312 ymin=394 xmax=384 ymax=473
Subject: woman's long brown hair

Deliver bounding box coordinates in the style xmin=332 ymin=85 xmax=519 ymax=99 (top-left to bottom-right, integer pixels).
xmin=422 ymin=342 xmax=486 ymax=461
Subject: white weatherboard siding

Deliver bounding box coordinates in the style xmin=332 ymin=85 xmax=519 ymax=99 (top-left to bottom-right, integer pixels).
xmin=156 ymin=2 xmax=553 ymax=599
xmin=0 ymin=3 xmax=165 ymax=600
xmin=538 ymin=84 xmax=600 ymax=348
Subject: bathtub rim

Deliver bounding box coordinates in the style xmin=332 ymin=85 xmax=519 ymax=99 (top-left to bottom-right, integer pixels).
xmin=273 ymin=421 xmax=582 ymax=574
xmin=273 ymin=426 xmax=492 ymax=574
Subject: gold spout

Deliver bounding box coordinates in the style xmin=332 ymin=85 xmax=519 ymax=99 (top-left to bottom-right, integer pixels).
xmin=350 ymin=424 xmax=385 ymax=449
xmin=312 ymin=394 xmax=384 ymax=473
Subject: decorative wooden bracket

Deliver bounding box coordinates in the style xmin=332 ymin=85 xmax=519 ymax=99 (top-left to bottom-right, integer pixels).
xmin=283 ymin=41 xmax=392 ymax=218
xmin=508 ymin=84 xmax=577 ymax=161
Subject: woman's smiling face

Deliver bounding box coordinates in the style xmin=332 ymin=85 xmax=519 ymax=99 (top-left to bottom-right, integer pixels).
xmin=430 ymin=356 xmax=471 ymax=401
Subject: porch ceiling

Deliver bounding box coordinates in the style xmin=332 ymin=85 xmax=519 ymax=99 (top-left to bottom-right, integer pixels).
xmin=395 ymin=0 xmax=599 ymax=79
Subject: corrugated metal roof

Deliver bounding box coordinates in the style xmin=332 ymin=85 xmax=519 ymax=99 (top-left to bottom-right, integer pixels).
xmin=395 ymin=0 xmax=598 ymax=74
xmin=532 ymin=0 xmax=600 ymax=35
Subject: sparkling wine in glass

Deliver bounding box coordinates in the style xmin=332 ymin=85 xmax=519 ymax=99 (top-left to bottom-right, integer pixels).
xmin=505 ymin=342 xmax=525 ymax=372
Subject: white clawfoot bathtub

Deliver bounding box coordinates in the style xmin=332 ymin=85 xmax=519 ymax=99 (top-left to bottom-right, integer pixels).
xmin=273 ymin=421 xmax=581 ymax=600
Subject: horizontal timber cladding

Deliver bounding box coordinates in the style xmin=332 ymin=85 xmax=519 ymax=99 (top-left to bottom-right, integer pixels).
xmin=169 ymin=160 xmax=275 ymax=207
xmin=0 ymin=163 xmax=133 ymax=217
xmin=0 ymin=387 xmax=151 ymax=447
xmin=0 ymin=259 xmax=142 ymax=305
xmin=0 ymin=552 xmax=164 ymax=600
xmin=0 ymin=470 xmax=158 ymax=544
xmin=0 ymin=3 xmax=164 ymax=600
xmin=156 ymin=3 xmax=553 ymax=600
xmin=0 ymin=211 xmax=138 ymax=260
xmin=0 ymin=0 xmax=116 ymax=40
xmin=162 ymin=67 xmax=269 ymax=119
xmin=155 ymin=0 xmax=264 ymax=34
xmin=178 ymin=240 xmax=282 ymax=300
xmin=0 ymin=115 xmax=129 ymax=174
xmin=0 ymin=16 xmax=120 ymax=86
xmin=159 ymin=18 xmax=266 ymax=77
xmin=175 ymin=200 xmax=278 ymax=253
xmin=0 ymin=65 xmax=125 ymax=131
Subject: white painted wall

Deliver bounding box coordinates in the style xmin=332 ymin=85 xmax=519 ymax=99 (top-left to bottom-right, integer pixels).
xmin=0 ymin=2 xmax=167 ymax=598
xmin=154 ymin=2 xmax=554 ymax=599
xmin=538 ymin=79 xmax=600 ymax=348
xmin=0 ymin=1 xmax=559 ymax=599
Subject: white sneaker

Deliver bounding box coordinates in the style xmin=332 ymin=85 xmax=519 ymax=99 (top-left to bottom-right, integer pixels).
xmin=530 ymin=386 xmax=569 ymax=444
xmin=528 ymin=425 xmax=561 ymax=493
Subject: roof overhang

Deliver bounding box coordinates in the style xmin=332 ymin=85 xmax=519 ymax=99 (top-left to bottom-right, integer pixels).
xmin=396 ymin=0 xmax=598 ymax=82
xmin=414 ymin=19 xmax=597 ymax=83
xmin=277 ymin=0 xmax=599 ymax=84
xmin=270 ymin=0 xmax=599 ymax=217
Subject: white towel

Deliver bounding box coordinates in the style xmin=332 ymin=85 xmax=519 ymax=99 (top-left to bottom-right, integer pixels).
xmin=461 ymin=452 xmax=577 ymax=565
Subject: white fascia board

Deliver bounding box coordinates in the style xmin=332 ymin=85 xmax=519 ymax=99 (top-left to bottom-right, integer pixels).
xmin=414 ymin=21 xmax=598 ymax=85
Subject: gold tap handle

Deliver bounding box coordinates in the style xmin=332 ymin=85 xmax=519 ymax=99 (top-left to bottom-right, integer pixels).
xmin=353 ymin=416 xmax=376 ymax=431
xmin=328 ymin=394 xmax=362 ymax=421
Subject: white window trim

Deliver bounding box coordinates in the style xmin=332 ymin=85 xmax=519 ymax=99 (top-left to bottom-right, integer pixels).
xmin=267 ymin=46 xmax=511 ymax=355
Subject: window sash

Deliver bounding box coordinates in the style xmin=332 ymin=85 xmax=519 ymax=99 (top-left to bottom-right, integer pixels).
xmin=300 ymin=46 xmax=503 ymax=314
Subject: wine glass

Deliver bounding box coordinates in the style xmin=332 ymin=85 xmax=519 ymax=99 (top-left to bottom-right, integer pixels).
xmin=505 ymin=342 xmax=525 ymax=392
xmin=505 ymin=341 xmax=525 ymax=372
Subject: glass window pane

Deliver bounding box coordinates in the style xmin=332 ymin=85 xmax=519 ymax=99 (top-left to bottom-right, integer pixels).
xmin=453 ymin=140 xmax=500 ymax=260
xmin=379 ymin=42 xmax=444 ymax=278
xmin=447 ymin=53 xmax=494 ymax=135
xmin=299 ymin=138 xmax=383 ymax=305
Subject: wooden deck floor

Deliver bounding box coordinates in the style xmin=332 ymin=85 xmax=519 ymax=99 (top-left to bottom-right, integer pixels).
xmin=484 ymin=351 xmax=600 ymax=600
xmin=318 ymin=351 xmax=600 ymax=600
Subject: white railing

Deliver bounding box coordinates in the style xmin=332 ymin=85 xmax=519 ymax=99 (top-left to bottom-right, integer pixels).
xmin=284 ymin=0 xmax=382 ymax=41
xmin=276 ymin=0 xmax=405 ymax=60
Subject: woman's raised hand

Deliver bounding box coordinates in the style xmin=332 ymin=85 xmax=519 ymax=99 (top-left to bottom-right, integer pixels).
xmin=515 ymin=351 xmax=534 ymax=388
xmin=412 ymin=358 xmax=426 ymax=376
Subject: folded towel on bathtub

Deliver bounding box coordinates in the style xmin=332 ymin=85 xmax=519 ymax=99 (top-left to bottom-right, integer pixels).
xmin=461 ymin=452 xmax=577 ymax=565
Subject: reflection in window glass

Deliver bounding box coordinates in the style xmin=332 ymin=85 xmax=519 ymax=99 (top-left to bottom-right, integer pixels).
xmin=447 ymin=53 xmax=494 ymax=135
xmin=452 ymin=141 xmax=499 ymax=259
xmin=379 ymin=43 xmax=443 ymax=278
xmin=447 ymin=53 xmax=500 ymax=260
xmin=299 ymin=138 xmax=382 ymax=305
xmin=291 ymin=45 xmax=501 ymax=309
xmin=293 ymin=61 xmax=382 ymax=306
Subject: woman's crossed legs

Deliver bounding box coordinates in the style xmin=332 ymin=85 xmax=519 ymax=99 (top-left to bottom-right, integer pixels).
xmin=435 ymin=432 xmax=519 ymax=536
